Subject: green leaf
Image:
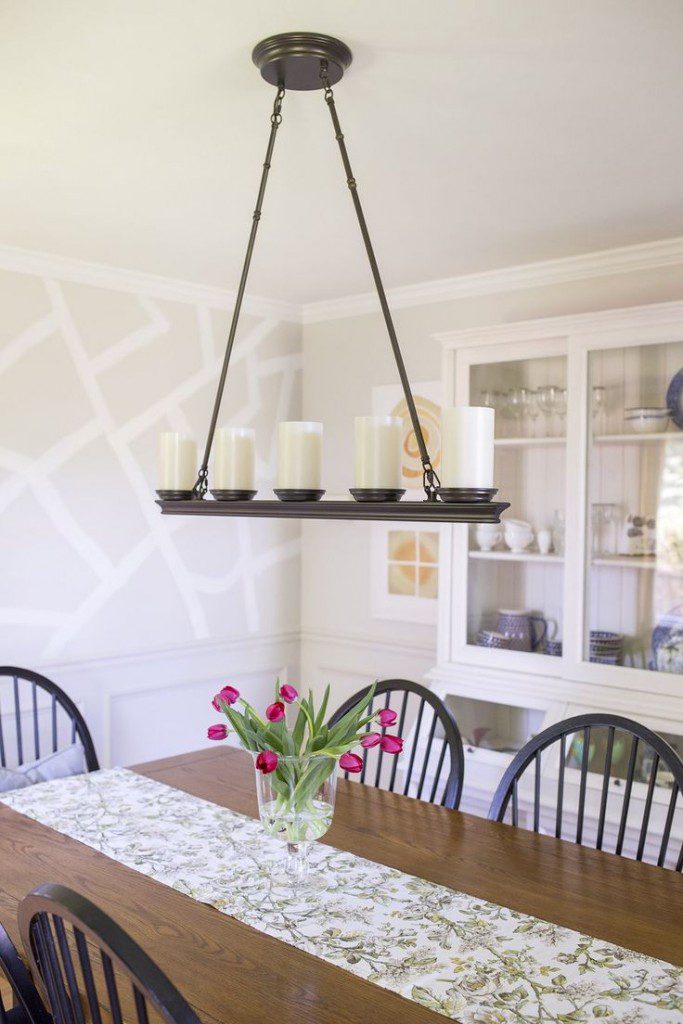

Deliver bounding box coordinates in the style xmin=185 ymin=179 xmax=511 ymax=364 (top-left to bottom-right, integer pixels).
xmin=292 ymin=707 xmax=307 ymax=753
xmin=313 ymin=684 xmax=331 ymax=732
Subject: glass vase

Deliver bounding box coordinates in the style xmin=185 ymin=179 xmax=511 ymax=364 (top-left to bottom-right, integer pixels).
xmin=254 ymin=753 xmax=337 ymax=890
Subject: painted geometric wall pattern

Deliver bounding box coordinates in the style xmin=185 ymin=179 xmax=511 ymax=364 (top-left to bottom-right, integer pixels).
xmin=0 ymin=266 xmax=303 ymax=665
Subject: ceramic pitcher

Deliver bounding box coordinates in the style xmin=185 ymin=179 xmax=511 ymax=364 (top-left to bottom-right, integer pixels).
xmin=496 ymin=609 xmax=548 ymax=652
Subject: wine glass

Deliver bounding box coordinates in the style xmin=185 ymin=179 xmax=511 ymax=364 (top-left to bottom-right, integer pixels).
xmin=524 ymin=389 xmax=541 ymax=437
xmin=536 ymin=385 xmax=556 ymax=437
xmin=554 ymin=387 xmax=567 ymax=436
xmin=592 ymin=386 xmax=606 ymax=435
xmin=507 ymin=388 xmax=527 ymax=437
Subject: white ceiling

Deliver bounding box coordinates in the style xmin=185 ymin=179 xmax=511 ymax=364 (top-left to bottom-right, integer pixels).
xmin=2 ymin=1 xmax=683 ymax=304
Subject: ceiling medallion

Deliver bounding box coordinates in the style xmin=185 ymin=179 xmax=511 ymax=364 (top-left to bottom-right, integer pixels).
xmin=156 ymin=32 xmax=509 ymax=525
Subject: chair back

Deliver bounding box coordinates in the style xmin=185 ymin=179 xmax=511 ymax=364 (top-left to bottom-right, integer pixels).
xmin=0 ymin=921 xmax=52 ymax=1024
xmin=488 ymin=713 xmax=683 ymax=870
xmin=0 ymin=668 xmax=98 ymax=772
xmin=19 ymin=884 xmax=202 ymax=1024
xmin=328 ymin=678 xmax=464 ymax=809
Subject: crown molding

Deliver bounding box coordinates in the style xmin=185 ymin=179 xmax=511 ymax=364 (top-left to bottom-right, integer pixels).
xmin=301 ymin=236 xmax=683 ymax=324
xmin=435 ymin=299 xmax=683 ymax=349
xmin=2 ymin=236 xmax=683 ymax=330
xmin=0 ymin=244 xmax=302 ymax=323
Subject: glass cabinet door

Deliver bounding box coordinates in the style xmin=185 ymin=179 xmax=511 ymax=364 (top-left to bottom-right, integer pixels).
xmin=467 ymin=354 xmax=566 ymax=658
xmin=585 ymin=341 xmax=683 ymax=674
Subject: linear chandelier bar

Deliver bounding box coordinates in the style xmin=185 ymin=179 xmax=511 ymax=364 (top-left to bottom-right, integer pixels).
xmin=157 ymin=498 xmax=509 ymax=524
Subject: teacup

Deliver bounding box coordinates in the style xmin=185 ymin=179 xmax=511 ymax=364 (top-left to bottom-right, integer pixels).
xmin=476 ymin=524 xmax=502 ymax=551
xmin=477 ymin=630 xmax=512 ymax=650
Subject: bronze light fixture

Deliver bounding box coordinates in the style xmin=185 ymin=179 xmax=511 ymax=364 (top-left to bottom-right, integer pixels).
xmin=156 ymin=33 xmax=508 ymax=525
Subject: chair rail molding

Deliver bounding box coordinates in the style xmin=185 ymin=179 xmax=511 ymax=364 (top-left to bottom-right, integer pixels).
xmin=40 ymin=631 xmax=301 ymax=767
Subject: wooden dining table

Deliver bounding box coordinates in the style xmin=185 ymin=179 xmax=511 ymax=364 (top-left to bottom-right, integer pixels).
xmin=0 ymin=745 xmax=681 ymax=1024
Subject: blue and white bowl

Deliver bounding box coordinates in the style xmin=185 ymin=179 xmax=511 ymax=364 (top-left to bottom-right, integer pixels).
xmin=624 ymin=407 xmax=670 ymax=434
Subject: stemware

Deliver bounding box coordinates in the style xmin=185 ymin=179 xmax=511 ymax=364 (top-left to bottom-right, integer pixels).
xmin=536 ymin=385 xmax=557 ymax=436
xmin=506 ymin=388 xmax=527 ymax=437
xmin=524 ymin=389 xmax=540 ymax=437
xmin=592 ymin=386 xmax=606 ymax=434
xmin=554 ymin=387 xmax=567 ymax=435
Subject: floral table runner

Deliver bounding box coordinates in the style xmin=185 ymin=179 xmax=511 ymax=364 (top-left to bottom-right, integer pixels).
xmin=2 ymin=768 xmax=681 ymax=1023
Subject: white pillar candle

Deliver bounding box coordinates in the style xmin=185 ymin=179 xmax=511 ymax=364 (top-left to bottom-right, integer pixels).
xmin=354 ymin=415 xmax=402 ymax=488
xmin=278 ymin=422 xmax=323 ymax=489
xmin=440 ymin=406 xmax=495 ymax=488
xmin=213 ymin=427 xmax=255 ymax=490
xmin=158 ymin=432 xmax=197 ymax=491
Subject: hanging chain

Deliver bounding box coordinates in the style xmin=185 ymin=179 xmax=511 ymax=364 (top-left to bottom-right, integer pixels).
xmin=319 ymin=62 xmax=441 ymax=501
xmin=192 ymin=85 xmax=286 ymax=497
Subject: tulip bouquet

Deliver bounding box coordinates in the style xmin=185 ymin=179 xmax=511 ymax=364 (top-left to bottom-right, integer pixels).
xmin=208 ymin=680 xmax=404 ymax=884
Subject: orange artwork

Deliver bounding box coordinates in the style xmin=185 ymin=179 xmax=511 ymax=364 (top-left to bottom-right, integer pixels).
xmin=389 ymin=395 xmax=442 ymax=484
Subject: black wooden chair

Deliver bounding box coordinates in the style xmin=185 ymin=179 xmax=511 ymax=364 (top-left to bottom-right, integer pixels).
xmin=488 ymin=713 xmax=683 ymax=870
xmin=328 ymin=679 xmax=464 ymax=809
xmin=0 ymin=668 xmax=98 ymax=772
xmin=0 ymin=922 xmax=52 ymax=1024
xmin=19 ymin=884 xmax=202 ymax=1024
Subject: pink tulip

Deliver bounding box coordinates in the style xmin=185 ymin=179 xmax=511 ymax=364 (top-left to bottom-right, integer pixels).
xmin=212 ymin=685 xmax=240 ymax=710
xmin=339 ymin=752 xmax=363 ymax=773
xmin=380 ymin=734 xmax=403 ymax=754
xmin=265 ymin=701 xmax=286 ymax=722
xmin=376 ymin=708 xmax=398 ymax=727
xmin=207 ymin=724 xmax=228 ymax=741
xmin=360 ymin=732 xmax=381 ymax=748
xmin=279 ymin=684 xmax=298 ymax=704
xmin=255 ymin=750 xmax=278 ymax=774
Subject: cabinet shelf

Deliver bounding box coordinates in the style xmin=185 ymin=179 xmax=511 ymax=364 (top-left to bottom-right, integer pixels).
xmin=469 ymin=550 xmax=563 ymax=564
xmin=494 ymin=436 xmax=566 ymax=447
xmin=592 ymin=555 xmax=658 ymax=570
xmin=593 ymin=432 xmax=679 ymax=444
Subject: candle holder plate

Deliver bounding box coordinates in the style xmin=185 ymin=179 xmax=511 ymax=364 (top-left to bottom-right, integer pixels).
xmin=156 ymin=490 xmax=194 ymax=501
xmin=437 ymin=487 xmax=498 ymax=504
xmin=349 ymin=488 xmax=406 ymax=503
xmin=274 ymin=489 xmax=326 ymax=502
xmin=210 ymin=490 xmax=257 ymax=501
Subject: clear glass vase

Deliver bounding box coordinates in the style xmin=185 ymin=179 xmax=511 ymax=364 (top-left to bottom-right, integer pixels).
xmin=254 ymin=753 xmax=337 ymax=890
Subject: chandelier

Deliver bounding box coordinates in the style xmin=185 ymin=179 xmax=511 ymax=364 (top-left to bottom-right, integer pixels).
xmin=156 ymin=33 xmax=508 ymax=525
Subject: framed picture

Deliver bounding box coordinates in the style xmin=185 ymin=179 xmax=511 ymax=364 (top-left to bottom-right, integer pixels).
xmin=370 ymin=381 xmax=442 ymax=623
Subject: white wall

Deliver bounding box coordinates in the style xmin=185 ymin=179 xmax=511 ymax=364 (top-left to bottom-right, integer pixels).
xmin=300 ymin=262 xmax=683 ymax=706
xmin=4 ymin=243 xmax=683 ymax=768
xmin=0 ymin=253 xmax=303 ymax=765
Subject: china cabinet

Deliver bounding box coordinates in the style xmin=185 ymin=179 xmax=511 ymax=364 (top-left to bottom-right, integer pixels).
xmin=419 ymin=301 xmax=683 ymax=858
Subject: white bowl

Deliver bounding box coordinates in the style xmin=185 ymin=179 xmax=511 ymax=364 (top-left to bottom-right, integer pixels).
xmin=624 ymin=408 xmax=670 ymax=434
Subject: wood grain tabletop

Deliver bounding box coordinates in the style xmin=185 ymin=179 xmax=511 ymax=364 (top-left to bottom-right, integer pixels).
xmin=0 ymin=746 xmax=681 ymax=1024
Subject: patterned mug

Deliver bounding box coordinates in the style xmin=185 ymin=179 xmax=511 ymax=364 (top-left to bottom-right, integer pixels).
xmin=496 ymin=609 xmax=548 ymax=652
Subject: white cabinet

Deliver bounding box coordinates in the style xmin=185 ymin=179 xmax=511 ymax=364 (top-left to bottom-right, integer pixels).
xmin=427 ymin=301 xmax=683 ymax=842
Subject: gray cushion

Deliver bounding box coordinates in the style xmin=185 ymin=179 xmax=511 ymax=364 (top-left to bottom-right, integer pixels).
xmin=0 ymin=743 xmax=87 ymax=792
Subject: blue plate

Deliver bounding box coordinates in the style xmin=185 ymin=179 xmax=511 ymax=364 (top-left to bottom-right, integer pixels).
xmin=665 ymin=368 xmax=683 ymax=429
xmin=651 ymin=605 xmax=683 ymax=672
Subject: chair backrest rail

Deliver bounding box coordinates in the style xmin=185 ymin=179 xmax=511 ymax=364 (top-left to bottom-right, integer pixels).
xmin=0 ymin=666 xmax=99 ymax=772
xmin=329 ymin=679 xmax=465 ymax=810
xmin=488 ymin=713 xmax=683 ymax=871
